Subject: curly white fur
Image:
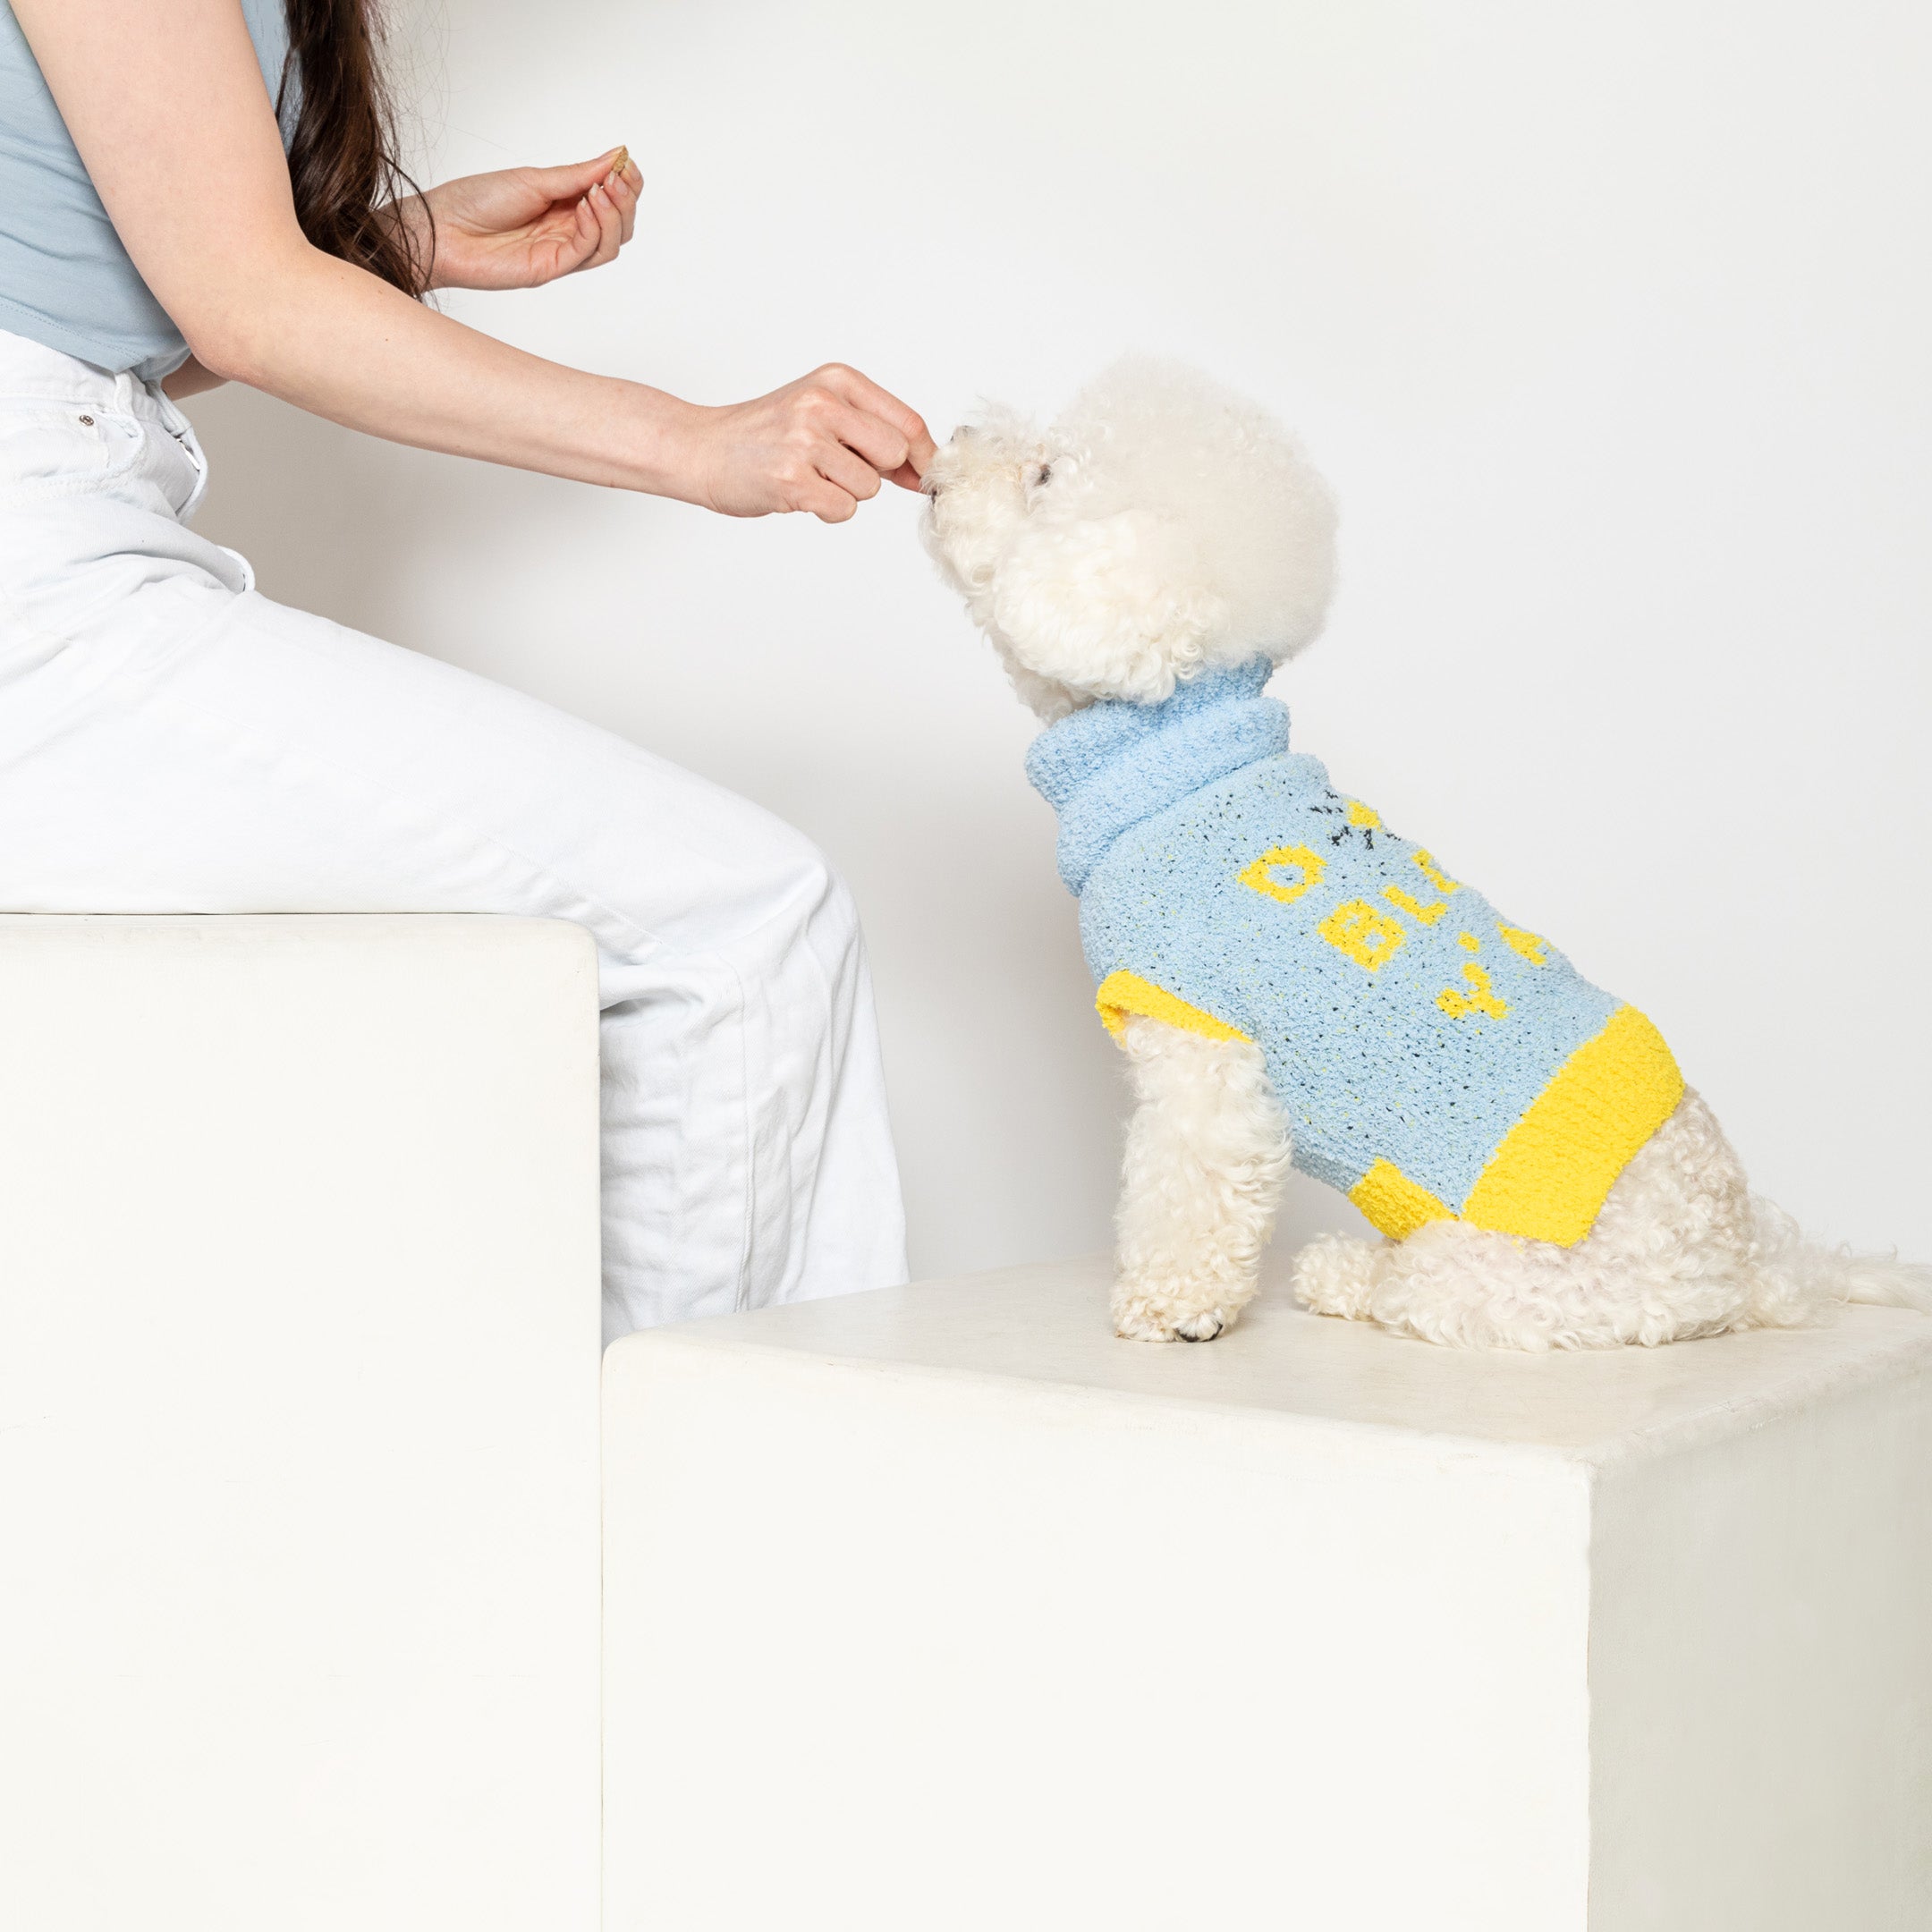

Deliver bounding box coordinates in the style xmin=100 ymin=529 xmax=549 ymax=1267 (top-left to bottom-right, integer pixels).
xmin=922 ymin=360 xmax=1337 ymax=719
xmin=1113 ymin=1013 xmax=1290 ymax=1342
xmin=1293 ymin=1087 xmax=1929 ymax=1350
xmin=922 ymin=361 xmax=1931 ymax=1348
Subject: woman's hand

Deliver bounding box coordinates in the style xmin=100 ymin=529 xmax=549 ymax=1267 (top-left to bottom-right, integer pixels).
xmin=16 ymin=0 xmax=926 ymax=516
xmin=675 ymin=366 xmax=937 ymax=521
xmin=399 ymin=148 xmax=643 ymax=292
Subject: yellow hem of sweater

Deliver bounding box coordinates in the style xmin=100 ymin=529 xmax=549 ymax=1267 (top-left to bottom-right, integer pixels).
xmin=1460 ymin=1004 xmax=1683 ymax=1245
xmin=1349 ymin=1161 xmax=1455 ymax=1238
xmin=1097 ymin=971 xmax=1682 ymax=1250
xmin=1348 ymin=1004 xmax=1683 ymax=1245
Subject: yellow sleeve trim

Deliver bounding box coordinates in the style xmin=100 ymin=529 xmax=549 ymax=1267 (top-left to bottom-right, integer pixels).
xmin=1349 ymin=1159 xmax=1455 ymax=1240
xmin=1461 ymin=1004 xmax=1684 ymax=1247
xmin=1095 ymin=970 xmax=1250 ymax=1046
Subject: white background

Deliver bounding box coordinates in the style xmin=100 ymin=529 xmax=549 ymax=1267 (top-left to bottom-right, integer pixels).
xmin=188 ymin=0 xmax=1932 ymax=1279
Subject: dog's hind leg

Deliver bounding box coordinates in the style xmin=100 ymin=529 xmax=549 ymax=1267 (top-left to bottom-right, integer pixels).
xmin=1111 ymin=1013 xmax=1291 ymax=1343
xmin=1291 ymin=1231 xmax=1391 ymax=1323
xmin=1306 ymin=1090 xmax=1778 ymax=1350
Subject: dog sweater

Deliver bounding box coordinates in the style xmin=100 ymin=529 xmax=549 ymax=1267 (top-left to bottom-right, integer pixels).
xmin=1025 ymin=657 xmax=1683 ymax=1246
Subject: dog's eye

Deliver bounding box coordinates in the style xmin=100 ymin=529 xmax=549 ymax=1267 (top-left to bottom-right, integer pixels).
xmin=1032 ymin=463 xmax=1053 ymax=487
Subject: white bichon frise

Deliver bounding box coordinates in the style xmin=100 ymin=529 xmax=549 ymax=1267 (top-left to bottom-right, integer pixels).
xmin=922 ymin=359 xmax=1930 ymax=1350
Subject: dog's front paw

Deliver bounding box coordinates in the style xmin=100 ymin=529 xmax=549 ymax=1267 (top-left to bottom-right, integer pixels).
xmin=1113 ymin=1283 xmax=1238 ymax=1343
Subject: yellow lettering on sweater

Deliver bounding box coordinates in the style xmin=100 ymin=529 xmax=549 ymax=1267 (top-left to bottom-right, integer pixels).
xmin=1318 ymin=900 xmax=1406 ymax=970
xmin=1499 ymin=924 xmax=1549 ymax=965
xmin=1413 ymin=850 xmax=1461 ymax=896
xmin=1438 ymin=962 xmax=1510 ymax=1020
xmin=1238 ymin=843 xmax=1327 ymax=906
xmin=1383 ymin=885 xmax=1446 ymax=926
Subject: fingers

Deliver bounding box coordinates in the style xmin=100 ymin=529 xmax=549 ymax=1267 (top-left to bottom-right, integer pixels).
xmin=697 ymin=369 xmax=933 ymax=522
xmin=813 ymin=397 xmax=911 ymax=481
xmin=576 ymin=178 xmax=623 ymax=270
xmin=795 ymin=479 xmax=860 ymax=524
xmin=769 ymin=438 xmax=866 ymax=523
xmin=566 ymin=151 xmax=638 ymax=273
xmin=605 ymin=157 xmax=640 ymax=244
xmin=761 ymin=448 xmax=857 ymax=522
xmin=812 ymin=436 xmax=885 ymax=506
xmin=561 ymin=189 xmax=603 ymax=272
xmin=810 ymin=363 xmax=936 ymax=481
xmin=767 ymin=373 xmax=938 ymax=521
xmin=521 ymin=146 xmax=630 ymax=203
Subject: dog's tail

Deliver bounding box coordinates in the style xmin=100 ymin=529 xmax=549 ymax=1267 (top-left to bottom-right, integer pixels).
xmin=1747 ymin=1194 xmax=1932 ymax=1323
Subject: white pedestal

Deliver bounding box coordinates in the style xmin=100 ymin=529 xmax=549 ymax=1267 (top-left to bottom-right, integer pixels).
xmin=0 ymin=916 xmax=604 ymax=1931
xmin=603 ymin=1255 xmax=1932 ymax=1931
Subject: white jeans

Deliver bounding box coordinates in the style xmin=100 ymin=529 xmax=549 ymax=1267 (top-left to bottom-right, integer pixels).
xmin=0 ymin=330 xmax=907 ymax=1343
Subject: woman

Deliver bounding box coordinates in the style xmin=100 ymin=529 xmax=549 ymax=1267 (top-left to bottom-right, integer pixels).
xmin=0 ymin=0 xmax=929 ymax=1341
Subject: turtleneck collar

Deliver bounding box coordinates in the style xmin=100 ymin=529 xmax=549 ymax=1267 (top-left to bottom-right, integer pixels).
xmin=1024 ymin=657 xmax=1290 ymax=894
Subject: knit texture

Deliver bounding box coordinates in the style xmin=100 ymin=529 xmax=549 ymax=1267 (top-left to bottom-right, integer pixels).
xmin=1026 ymin=659 xmax=1683 ymax=1245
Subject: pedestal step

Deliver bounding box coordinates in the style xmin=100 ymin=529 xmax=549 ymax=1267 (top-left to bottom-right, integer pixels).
xmin=603 ymin=1253 xmax=1932 ymax=1930
xmin=0 ymin=915 xmax=604 ymax=1931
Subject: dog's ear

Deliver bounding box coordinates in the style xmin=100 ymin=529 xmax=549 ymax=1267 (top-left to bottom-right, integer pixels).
xmin=989 ymin=507 xmax=1230 ymax=706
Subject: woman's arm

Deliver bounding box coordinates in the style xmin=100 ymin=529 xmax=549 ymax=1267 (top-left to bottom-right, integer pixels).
xmin=166 ymin=144 xmax=651 ymax=402
xmin=160 ymin=356 xmax=232 ymax=402
xmin=14 ymin=0 xmax=931 ymax=519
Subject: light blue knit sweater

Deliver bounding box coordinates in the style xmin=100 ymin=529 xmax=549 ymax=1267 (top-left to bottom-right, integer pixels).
xmin=1025 ymin=658 xmax=1682 ymax=1244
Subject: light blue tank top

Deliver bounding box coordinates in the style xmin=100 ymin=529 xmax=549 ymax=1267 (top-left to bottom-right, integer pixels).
xmin=0 ymin=0 xmax=294 ymax=381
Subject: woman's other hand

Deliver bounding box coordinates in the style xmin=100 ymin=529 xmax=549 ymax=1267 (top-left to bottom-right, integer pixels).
xmin=402 ymin=149 xmax=643 ymax=292
xmin=679 ymin=366 xmax=936 ymax=522
xmin=15 ymin=0 xmax=920 ymax=513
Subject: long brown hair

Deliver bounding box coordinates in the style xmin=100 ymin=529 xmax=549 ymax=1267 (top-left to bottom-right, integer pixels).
xmin=279 ymin=0 xmax=431 ymax=297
